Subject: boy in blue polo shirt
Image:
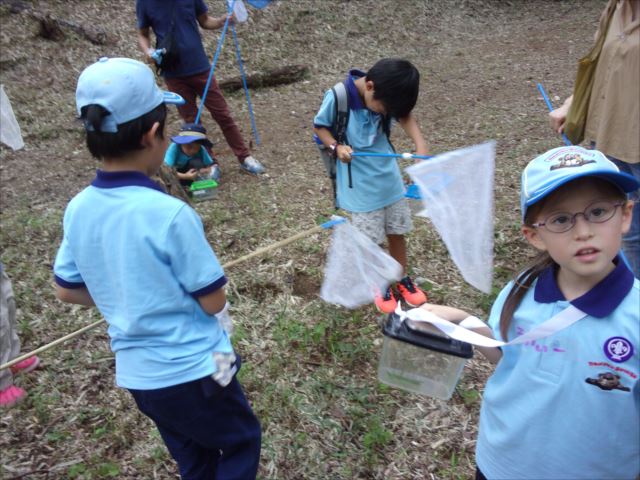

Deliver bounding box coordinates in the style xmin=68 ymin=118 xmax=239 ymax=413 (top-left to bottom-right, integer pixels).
xmin=313 ymin=58 xmax=430 ymax=314
xmin=54 ymin=57 xmax=261 ymax=479
xmin=423 ymin=146 xmax=639 ymax=479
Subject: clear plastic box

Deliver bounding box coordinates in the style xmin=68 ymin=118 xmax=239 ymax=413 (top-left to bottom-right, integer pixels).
xmin=378 ymin=313 xmax=473 ymax=400
xmin=189 ymin=179 xmax=218 ymax=202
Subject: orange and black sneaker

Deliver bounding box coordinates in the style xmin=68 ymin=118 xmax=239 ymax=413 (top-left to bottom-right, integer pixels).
xmin=396 ymin=276 xmax=427 ymax=307
xmin=374 ymin=286 xmax=398 ymax=314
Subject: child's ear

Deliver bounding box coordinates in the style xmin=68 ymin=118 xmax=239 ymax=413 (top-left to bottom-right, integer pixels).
xmin=522 ymin=225 xmax=547 ymax=252
xmin=621 ymin=200 xmax=634 ymax=234
xmin=141 ymin=122 xmax=161 ymax=148
xmin=365 ymin=80 xmax=375 ymax=92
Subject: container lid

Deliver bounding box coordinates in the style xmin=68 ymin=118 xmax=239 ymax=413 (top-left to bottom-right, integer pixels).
xmin=190 ymin=179 xmax=218 ymax=191
xmin=382 ymin=313 xmax=473 ymax=359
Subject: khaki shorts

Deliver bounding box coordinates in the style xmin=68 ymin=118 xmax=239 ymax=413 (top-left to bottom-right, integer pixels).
xmin=350 ymin=198 xmax=413 ymax=244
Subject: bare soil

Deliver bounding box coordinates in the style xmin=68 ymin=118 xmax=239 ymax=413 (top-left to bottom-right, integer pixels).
xmin=0 ymin=1 xmax=604 ymax=479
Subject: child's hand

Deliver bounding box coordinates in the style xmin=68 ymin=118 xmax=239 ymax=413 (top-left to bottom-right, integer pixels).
xmin=419 ymin=303 xmax=470 ymax=324
xmin=186 ymin=168 xmax=198 ymax=180
xmin=337 ymin=145 xmax=353 ymax=163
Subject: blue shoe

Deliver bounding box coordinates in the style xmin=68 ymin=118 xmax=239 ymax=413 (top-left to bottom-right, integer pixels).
xmin=240 ymin=156 xmax=265 ymax=175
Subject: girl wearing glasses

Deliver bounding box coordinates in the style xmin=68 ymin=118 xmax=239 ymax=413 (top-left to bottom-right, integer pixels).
xmin=423 ymin=146 xmax=639 ymax=479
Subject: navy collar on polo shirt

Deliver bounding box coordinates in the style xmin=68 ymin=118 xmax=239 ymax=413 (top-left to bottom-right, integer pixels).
xmin=346 ymin=70 xmax=366 ymax=111
xmin=534 ymin=256 xmax=634 ymax=318
xmin=91 ymin=169 xmax=165 ymax=193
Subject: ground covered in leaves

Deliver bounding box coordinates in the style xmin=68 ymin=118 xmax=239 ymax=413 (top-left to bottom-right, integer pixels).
xmin=0 ymin=1 xmax=604 ymax=478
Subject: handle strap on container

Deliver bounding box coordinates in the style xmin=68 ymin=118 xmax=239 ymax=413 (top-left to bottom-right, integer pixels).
xmin=396 ymin=304 xmax=587 ymax=348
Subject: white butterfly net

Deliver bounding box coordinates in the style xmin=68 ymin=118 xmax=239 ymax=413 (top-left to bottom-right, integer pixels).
xmin=0 ymin=85 xmax=24 ymax=151
xmin=406 ymin=141 xmax=495 ymax=293
xmin=321 ymin=222 xmax=403 ymax=308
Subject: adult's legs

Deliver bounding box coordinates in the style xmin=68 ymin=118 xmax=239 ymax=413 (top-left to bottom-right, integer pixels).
xmin=611 ymin=159 xmax=640 ymax=278
xmin=164 ymin=76 xmax=200 ymax=124
xmin=166 ymin=72 xmax=251 ymax=162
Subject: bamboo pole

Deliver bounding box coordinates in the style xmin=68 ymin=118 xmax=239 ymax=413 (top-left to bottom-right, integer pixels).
xmin=0 ymin=223 xmax=329 ymax=371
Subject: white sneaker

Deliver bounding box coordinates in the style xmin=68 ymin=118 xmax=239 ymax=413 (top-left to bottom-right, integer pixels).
xmin=240 ymin=156 xmax=265 ymax=175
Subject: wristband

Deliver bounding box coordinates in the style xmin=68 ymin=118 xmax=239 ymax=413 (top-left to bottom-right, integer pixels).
xmin=329 ymin=142 xmax=338 ymax=159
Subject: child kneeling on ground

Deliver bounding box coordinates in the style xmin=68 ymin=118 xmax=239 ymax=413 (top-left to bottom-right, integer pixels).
xmin=424 ymin=145 xmax=639 ymax=480
xmin=54 ymin=57 xmax=261 ymax=479
xmin=165 ymin=122 xmax=221 ymax=186
xmin=313 ymin=58 xmax=431 ymax=314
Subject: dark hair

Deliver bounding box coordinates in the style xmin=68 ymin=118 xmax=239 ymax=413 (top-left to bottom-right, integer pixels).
xmin=366 ymin=58 xmax=420 ymax=119
xmin=498 ymin=179 xmax=627 ymax=340
xmin=80 ymin=103 xmax=167 ymax=160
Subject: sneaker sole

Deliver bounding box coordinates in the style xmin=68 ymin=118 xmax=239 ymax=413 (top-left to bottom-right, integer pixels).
xmin=240 ymin=168 xmax=264 ymax=176
xmin=374 ymin=303 xmax=398 ymax=314
xmin=10 ymin=357 xmax=40 ymax=377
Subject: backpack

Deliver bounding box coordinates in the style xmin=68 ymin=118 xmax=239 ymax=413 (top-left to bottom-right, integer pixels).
xmin=315 ymin=81 xmax=393 ymax=209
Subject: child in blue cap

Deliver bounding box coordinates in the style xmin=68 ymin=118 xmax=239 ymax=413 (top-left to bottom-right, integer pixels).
xmin=54 ymin=57 xmax=261 ymax=479
xmin=423 ymin=145 xmax=639 ymax=479
xmin=165 ymin=122 xmax=221 ymax=186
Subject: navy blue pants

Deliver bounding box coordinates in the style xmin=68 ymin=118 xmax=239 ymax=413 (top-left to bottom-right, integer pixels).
xmin=128 ymin=369 xmax=261 ymax=480
xmin=476 ymin=467 xmax=488 ymax=480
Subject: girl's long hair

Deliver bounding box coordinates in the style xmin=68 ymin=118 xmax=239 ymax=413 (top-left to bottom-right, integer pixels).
xmin=498 ymin=251 xmax=554 ymax=341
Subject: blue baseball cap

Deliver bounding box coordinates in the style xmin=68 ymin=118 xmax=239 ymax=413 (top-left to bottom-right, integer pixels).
xmin=521 ymin=146 xmax=639 ymax=220
xmin=171 ymin=122 xmax=214 ymax=149
xmin=76 ymin=57 xmax=184 ymax=133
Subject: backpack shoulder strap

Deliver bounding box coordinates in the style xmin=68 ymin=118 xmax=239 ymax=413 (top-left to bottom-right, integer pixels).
xmin=331 ymin=81 xmax=349 ymax=144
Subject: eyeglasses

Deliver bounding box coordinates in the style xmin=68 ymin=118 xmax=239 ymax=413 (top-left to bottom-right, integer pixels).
xmin=531 ymin=201 xmax=625 ymax=233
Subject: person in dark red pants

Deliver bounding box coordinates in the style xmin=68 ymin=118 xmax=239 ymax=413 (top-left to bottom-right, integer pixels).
xmin=136 ymin=0 xmax=265 ymax=176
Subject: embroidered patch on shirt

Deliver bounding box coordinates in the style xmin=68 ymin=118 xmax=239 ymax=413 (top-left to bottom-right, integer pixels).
xmin=604 ymin=336 xmax=634 ymax=363
xmin=585 ymin=372 xmax=631 ymax=392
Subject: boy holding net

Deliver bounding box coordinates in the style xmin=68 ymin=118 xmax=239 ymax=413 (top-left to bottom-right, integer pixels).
xmin=313 ymin=58 xmax=430 ymax=313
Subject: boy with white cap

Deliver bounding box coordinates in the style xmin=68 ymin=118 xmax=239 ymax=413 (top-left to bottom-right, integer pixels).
xmin=54 ymin=57 xmax=261 ymax=479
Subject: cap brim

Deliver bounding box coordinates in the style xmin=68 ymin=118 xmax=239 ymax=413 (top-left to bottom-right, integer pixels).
xmin=525 ymin=170 xmax=640 ymax=209
xmin=162 ymin=91 xmax=185 ymax=105
xmin=171 ymin=135 xmax=214 ymax=149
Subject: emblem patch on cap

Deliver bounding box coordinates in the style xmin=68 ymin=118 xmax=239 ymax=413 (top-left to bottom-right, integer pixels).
xmin=549 ymin=153 xmax=595 ymax=171
xmin=604 ymin=337 xmax=634 ymax=363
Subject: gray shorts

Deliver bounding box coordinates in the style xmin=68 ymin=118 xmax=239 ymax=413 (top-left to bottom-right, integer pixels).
xmin=351 ymin=198 xmax=413 ymax=244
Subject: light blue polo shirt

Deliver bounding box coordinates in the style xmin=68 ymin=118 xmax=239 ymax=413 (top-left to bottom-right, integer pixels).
xmin=54 ymin=170 xmax=231 ymax=390
xmin=477 ymin=258 xmax=640 ymax=479
xmin=164 ymin=142 xmax=214 ymax=169
xmin=313 ymin=70 xmax=405 ymax=213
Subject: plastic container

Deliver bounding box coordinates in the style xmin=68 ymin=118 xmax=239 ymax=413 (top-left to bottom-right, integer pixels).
xmin=378 ymin=313 xmax=473 ymax=399
xmin=189 ymin=179 xmax=218 ymax=202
